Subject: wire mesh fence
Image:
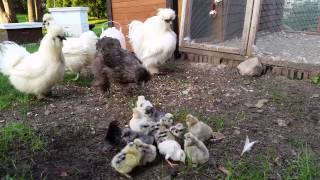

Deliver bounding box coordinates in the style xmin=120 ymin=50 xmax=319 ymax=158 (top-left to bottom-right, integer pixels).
xmin=184 ymin=0 xmax=248 ymax=49
xmin=254 ymin=0 xmax=320 ymax=65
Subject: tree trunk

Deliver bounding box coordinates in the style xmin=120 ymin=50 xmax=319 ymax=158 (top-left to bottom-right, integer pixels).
xmin=0 ymin=0 xmax=18 ymax=23
xmin=27 ymin=0 xmax=36 ymax=22
xmin=34 ymin=0 xmax=42 ymax=21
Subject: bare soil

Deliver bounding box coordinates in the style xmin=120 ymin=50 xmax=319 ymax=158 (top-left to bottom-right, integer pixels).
xmin=1 ymin=60 xmax=319 ymax=179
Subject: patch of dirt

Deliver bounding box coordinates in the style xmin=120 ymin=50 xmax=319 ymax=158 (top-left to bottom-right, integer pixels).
xmin=1 ymin=60 xmax=320 ymax=179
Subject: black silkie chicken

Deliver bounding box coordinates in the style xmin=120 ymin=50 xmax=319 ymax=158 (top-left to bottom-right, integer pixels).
xmin=91 ymin=37 xmax=151 ymax=92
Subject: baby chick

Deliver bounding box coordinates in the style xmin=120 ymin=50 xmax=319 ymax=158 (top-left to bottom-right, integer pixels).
xmin=169 ymin=123 xmax=185 ymax=139
xmin=122 ymin=127 xmax=154 ymax=145
xmin=136 ymin=95 xmax=153 ymax=111
xmin=158 ymin=139 xmax=186 ymax=167
xmin=159 ymin=113 xmax=174 ymax=127
xmin=133 ymin=139 xmax=157 ymax=165
xmin=111 ymin=141 xmax=142 ymax=178
xmin=185 ymin=114 xmax=213 ymax=142
xmin=169 ymin=123 xmax=185 ymax=145
xmin=154 ymin=122 xmax=175 ymax=145
xmin=184 ymin=133 xmax=209 ymax=164
xmin=129 ymin=108 xmax=151 ymax=133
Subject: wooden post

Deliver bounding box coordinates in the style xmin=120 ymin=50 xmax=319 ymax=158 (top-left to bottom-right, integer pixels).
xmin=179 ymin=0 xmax=192 ymax=46
xmin=318 ymin=17 xmax=320 ymax=32
xmin=212 ymin=3 xmax=224 ymax=42
xmin=240 ymin=0 xmax=254 ymax=56
xmin=245 ymin=0 xmax=261 ymax=56
xmin=167 ymin=0 xmax=180 ymax=58
xmin=106 ymin=0 xmax=113 ymax=27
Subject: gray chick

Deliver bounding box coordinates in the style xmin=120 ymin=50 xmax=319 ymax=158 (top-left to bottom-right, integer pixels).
xmin=121 ymin=127 xmax=154 ymax=145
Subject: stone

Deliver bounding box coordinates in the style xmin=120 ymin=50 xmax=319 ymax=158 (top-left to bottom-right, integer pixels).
xmin=237 ymin=57 xmax=263 ymax=76
xmin=255 ymin=99 xmax=269 ymax=108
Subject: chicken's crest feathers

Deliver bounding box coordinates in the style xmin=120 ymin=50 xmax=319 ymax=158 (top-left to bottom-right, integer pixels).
xmin=157 ymin=8 xmax=176 ymax=21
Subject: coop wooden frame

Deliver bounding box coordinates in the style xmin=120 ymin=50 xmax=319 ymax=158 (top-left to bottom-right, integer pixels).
xmin=179 ymin=0 xmax=262 ymax=61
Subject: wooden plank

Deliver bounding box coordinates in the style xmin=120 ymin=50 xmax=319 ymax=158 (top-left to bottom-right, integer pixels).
xmin=240 ymin=0 xmax=254 ymax=55
xmin=179 ymin=0 xmax=191 ymax=46
xmin=246 ymin=0 xmax=261 ymax=56
xmin=212 ymin=3 xmax=224 ymax=42
xmin=182 ymin=41 xmax=240 ymax=55
xmin=113 ymin=0 xmax=164 ymax=8
xmin=317 ymin=17 xmax=320 ymax=32
xmin=179 ymin=46 xmax=246 ymax=61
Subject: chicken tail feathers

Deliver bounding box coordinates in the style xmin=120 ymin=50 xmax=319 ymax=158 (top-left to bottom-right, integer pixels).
xmin=105 ymin=120 xmax=123 ymax=146
xmin=0 ymin=41 xmax=29 ymax=75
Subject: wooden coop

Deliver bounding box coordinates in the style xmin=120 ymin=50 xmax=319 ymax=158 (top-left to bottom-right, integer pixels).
xmin=180 ymin=0 xmax=320 ymax=79
xmin=106 ymin=0 xmax=183 ymax=50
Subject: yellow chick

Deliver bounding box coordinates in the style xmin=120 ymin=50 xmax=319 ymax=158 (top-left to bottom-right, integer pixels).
xmin=185 ymin=114 xmax=213 ymax=142
xmin=184 ymin=133 xmax=209 ymax=164
xmin=111 ymin=141 xmax=142 ymax=178
xmin=133 ymin=139 xmax=157 ymax=165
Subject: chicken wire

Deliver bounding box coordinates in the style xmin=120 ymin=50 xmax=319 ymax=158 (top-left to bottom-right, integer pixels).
xmin=254 ymin=0 xmax=320 ymax=65
xmin=184 ymin=0 xmax=248 ymax=49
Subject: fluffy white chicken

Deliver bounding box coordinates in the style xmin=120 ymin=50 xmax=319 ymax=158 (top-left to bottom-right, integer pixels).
xmin=100 ymin=22 xmax=126 ymax=49
xmin=128 ymin=8 xmax=177 ymax=74
xmin=158 ymin=139 xmax=186 ymax=167
xmin=42 ymin=13 xmax=98 ymax=80
xmin=63 ymin=31 xmax=98 ymax=80
xmin=42 ymin=13 xmax=54 ymax=29
xmin=0 ymin=25 xmax=66 ymax=99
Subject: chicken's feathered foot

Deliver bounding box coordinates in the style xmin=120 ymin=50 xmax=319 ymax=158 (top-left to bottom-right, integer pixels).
xmin=166 ymin=159 xmax=178 ymax=168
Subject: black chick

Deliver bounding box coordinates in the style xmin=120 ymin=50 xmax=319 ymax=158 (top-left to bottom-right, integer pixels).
xmin=105 ymin=120 xmax=125 ymax=146
xmin=91 ymin=37 xmax=151 ymax=92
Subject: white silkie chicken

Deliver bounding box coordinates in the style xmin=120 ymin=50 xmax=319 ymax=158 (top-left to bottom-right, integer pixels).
xmin=42 ymin=13 xmax=98 ymax=80
xmin=62 ymin=31 xmax=98 ymax=80
xmin=128 ymin=8 xmax=177 ymax=75
xmin=100 ymin=21 xmax=126 ymax=49
xmin=158 ymin=139 xmax=186 ymax=167
xmin=0 ymin=24 xmax=66 ymax=99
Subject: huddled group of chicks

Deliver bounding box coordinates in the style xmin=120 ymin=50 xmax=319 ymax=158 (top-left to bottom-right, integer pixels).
xmin=106 ymin=96 xmax=215 ymax=178
xmin=0 ymin=8 xmax=177 ymax=99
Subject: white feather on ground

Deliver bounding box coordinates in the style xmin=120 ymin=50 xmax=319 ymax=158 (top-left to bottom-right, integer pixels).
xmin=0 ymin=25 xmax=66 ymax=99
xmin=128 ymin=8 xmax=177 ymax=74
xmin=241 ymin=135 xmax=258 ymax=156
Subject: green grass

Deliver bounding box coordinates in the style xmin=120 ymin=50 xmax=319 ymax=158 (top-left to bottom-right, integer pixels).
xmin=0 ymin=122 xmax=46 ymax=179
xmin=23 ymin=43 xmax=40 ymax=53
xmin=311 ymin=76 xmax=320 ymax=85
xmin=0 ymin=75 xmax=33 ymax=110
xmin=271 ymin=88 xmax=305 ymax=118
xmin=180 ymin=156 xmax=207 ymax=176
xmin=283 ymin=144 xmax=320 ymax=180
xmin=226 ymin=155 xmax=272 ymax=180
xmin=17 ymin=14 xmax=28 ymax=23
xmin=0 ymin=44 xmax=41 ymax=110
xmin=64 ymin=73 xmax=93 ymax=87
xmin=173 ymin=108 xmax=190 ymax=122
xmin=89 ymin=17 xmax=108 ymax=37
xmin=0 ymin=122 xmax=46 ymax=156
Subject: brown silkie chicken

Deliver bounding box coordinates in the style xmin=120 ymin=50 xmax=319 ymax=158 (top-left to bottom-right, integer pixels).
xmin=91 ymin=37 xmax=151 ymax=92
